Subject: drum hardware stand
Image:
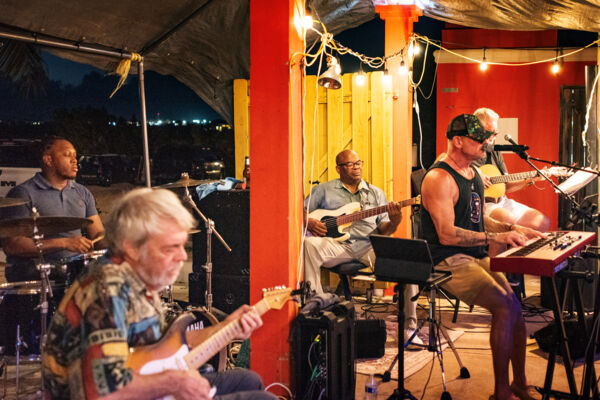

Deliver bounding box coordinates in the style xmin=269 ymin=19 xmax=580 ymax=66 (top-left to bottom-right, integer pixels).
xmin=181 ymin=183 xmax=231 ymax=313
xmin=30 ymin=207 xmax=54 ymax=389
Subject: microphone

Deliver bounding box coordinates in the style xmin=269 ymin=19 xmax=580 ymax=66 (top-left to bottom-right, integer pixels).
xmin=504 ymin=134 xmax=518 ymax=145
xmin=483 ymin=142 xmax=530 ymax=153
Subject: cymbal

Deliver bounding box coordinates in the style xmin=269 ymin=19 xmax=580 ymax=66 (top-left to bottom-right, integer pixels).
xmin=0 ymin=216 xmax=92 ymax=238
xmin=157 ymin=177 xmax=216 ymax=189
xmin=0 ymin=197 xmax=27 ymax=208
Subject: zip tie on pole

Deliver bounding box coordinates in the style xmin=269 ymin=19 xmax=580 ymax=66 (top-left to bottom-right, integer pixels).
xmin=110 ymin=52 xmax=142 ymax=98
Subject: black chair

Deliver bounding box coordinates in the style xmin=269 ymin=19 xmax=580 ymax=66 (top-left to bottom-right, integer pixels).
xmin=327 ymin=260 xmax=373 ymax=301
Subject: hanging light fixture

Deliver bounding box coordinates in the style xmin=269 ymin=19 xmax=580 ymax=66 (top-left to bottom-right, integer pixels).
xmin=551 ymin=48 xmax=561 ymax=74
xmin=479 ymin=48 xmax=488 ymax=71
xmin=318 ymin=56 xmax=342 ymax=89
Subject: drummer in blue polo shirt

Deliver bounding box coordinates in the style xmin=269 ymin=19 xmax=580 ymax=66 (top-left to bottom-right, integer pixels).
xmin=1 ymin=136 xmax=105 ymax=282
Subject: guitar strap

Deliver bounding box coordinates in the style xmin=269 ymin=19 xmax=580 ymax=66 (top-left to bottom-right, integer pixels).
xmin=359 ymin=181 xmax=376 ymax=210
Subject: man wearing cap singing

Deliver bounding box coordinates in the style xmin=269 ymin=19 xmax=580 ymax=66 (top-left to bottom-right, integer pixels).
xmin=472 ymin=108 xmax=550 ymax=256
xmin=419 ymin=114 xmax=544 ymax=400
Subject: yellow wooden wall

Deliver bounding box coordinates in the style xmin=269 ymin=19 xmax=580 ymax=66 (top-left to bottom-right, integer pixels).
xmin=234 ymin=71 xmax=394 ymax=200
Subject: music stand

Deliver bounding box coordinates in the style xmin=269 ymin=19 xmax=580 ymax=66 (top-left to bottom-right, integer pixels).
xmin=370 ymin=235 xmax=469 ymax=400
xmin=369 ymin=235 xmax=434 ymax=399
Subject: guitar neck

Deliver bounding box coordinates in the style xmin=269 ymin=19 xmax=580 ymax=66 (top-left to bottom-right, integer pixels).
xmin=489 ymin=170 xmax=537 ymax=184
xmin=183 ymin=298 xmax=271 ymax=370
xmin=336 ymin=197 xmax=416 ymax=225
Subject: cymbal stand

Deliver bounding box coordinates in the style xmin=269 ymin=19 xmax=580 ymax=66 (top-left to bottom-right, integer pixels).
xmin=181 ymin=186 xmax=231 ymax=313
xmin=31 ymin=208 xmax=53 ymax=388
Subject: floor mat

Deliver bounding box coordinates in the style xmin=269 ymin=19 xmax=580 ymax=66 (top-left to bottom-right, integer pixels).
xmin=356 ymin=319 xmax=464 ymax=378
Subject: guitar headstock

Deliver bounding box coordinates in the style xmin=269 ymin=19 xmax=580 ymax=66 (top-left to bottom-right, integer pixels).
xmin=261 ymin=286 xmax=293 ymax=310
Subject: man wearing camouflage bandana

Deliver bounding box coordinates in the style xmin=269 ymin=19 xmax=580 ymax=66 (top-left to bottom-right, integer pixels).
xmin=419 ymin=114 xmax=544 ymax=400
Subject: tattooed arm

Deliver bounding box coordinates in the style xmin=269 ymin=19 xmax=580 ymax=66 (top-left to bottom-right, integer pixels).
xmin=421 ymin=168 xmax=531 ymax=248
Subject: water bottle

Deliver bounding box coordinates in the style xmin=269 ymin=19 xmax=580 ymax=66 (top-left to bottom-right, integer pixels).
xmin=364 ymin=374 xmax=378 ymax=399
xmin=242 ymin=156 xmax=250 ymax=188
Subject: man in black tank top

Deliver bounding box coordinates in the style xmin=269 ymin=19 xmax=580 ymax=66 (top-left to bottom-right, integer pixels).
xmin=420 ymin=114 xmax=544 ymax=400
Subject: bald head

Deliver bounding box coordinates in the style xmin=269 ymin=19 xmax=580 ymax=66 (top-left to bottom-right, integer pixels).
xmin=335 ymin=149 xmax=358 ymax=165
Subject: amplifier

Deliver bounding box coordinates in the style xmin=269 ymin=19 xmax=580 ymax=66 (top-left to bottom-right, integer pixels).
xmin=292 ymin=301 xmax=355 ymax=400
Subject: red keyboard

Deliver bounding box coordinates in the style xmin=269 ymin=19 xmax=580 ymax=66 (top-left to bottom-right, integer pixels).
xmin=490 ymin=231 xmax=596 ymax=277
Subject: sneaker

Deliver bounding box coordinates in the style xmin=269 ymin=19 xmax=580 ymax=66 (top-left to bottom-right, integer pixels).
xmin=405 ymin=328 xmax=424 ymax=346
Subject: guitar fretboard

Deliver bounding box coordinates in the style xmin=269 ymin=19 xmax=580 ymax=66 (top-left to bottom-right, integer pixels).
xmin=336 ymin=197 xmax=417 ymax=225
xmin=489 ymin=171 xmax=537 ymax=184
xmin=184 ymin=298 xmax=270 ymax=369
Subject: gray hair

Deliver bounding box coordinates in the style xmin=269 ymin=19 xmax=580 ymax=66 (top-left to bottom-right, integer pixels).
xmin=473 ymin=107 xmax=499 ymax=124
xmin=105 ymin=188 xmax=196 ymax=254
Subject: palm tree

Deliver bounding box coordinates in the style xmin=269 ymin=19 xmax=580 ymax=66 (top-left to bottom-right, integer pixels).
xmin=0 ymin=39 xmax=47 ymax=97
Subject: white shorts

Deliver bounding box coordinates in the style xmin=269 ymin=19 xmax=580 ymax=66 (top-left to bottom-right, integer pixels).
xmin=484 ymin=196 xmax=531 ymax=221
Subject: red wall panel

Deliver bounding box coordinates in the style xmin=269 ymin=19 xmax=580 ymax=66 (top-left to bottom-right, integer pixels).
xmin=436 ymin=59 xmax=591 ymax=230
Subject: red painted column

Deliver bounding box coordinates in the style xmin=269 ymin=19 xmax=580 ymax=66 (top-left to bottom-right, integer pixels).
xmin=249 ymin=0 xmax=304 ymax=392
xmin=376 ymin=5 xmax=421 ymax=238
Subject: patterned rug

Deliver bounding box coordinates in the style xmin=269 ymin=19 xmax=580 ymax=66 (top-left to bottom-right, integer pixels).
xmin=356 ymin=317 xmax=464 ymax=378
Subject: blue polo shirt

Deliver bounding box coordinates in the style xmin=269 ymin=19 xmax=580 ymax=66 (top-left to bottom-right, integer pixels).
xmin=304 ymin=179 xmax=390 ymax=255
xmin=4 ymin=173 xmax=98 ymax=272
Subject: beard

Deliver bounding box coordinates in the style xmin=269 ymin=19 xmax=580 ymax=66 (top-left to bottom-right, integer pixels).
xmin=135 ymin=247 xmax=183 ymax=290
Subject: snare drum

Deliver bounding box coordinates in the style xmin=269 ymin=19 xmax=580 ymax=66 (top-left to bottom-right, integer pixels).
xmin=0 ymin=281 xmax=63 ymax=356
xmin=60 ymin=249 xmax=108 ymax=285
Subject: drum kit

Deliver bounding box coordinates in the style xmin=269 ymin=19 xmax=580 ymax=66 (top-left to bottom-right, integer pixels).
xmin=0 ymin=197 xmax=103 ymax=395
xmin=0 ymin=173 xmax=229 ymax=394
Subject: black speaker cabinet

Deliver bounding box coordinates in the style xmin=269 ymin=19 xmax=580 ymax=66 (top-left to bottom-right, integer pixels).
xmin=292 ymin=301 xmax=355 ymax=400
xmin=355 ymin=318 xmax=386 ymax=359
xmin=192 ymin=190 xmax=249 ymax=275
xmin=190 ymin=190 xmax=249 ymax=313
xmin=189 ymin=272 xmax=249 ymax=314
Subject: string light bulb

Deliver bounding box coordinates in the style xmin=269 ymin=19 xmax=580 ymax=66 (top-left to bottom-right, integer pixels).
xmin=383 ymin=67 xmax=392 ymax=85
xmin=551 ymin=59 xmax=560 ymax=74
xmin=479 ymin=48 xmax=488 ymax=71
xmin=398 ymin=59 xmax=408 ymax=75
xmin=302 ymin=16 xmax=314 ymax=29
xmin=355 ymin=65 xmax=366 ymax=86
xmin=413 ymin=41 xmax=420 ymax=56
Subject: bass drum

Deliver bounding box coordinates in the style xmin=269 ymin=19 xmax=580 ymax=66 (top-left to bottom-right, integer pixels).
xmin=0 ymin=281 xmax=63 ymax=356
xmin=165 ymin=307 xmax=227 ymax=372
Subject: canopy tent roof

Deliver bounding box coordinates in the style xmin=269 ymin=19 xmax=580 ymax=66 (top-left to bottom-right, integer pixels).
xmin=0 ymin=0 xmax=598 ymax=123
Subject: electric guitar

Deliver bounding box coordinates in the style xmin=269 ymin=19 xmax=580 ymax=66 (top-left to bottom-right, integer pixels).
xmin=479 ymin=164 xmax=571 ymax=199
xmin=307 ymin=195 xmax=420 ymax=242
xmin=125 ymin=287 xmax=295 ymax=400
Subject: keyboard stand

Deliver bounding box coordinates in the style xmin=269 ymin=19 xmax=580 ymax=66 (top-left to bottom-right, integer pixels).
xmin=539 ymin=262 xmax=598 ymax=399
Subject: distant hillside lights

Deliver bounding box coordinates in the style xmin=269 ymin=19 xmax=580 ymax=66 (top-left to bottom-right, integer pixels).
xmin=25 ymin=119 xmax=222 ymax=127
xmin=147 ymin=119 xmax=215 ymax=127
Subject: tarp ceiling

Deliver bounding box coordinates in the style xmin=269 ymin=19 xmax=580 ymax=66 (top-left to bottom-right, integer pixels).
xmin=0 ymin=0 xmax=599 ymax=123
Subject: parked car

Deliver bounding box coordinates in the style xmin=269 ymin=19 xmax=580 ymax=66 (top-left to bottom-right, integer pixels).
xmin=151 ymin=145 xmax=225 ymax=185
xmin=77 ymin=154 xmax=140 ymax=186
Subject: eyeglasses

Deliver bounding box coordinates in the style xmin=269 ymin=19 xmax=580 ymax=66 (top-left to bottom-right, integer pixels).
xmin=337 ymin=160 xmax=363 ymax=168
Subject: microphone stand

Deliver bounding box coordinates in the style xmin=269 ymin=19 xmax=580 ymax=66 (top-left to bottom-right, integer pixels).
xmin=507 ymin=145 xmax=598 ymax=227
xmin=181 ymin=185 xmax=232 ymax=313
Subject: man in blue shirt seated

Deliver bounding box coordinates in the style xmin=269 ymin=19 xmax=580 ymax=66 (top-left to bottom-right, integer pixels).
xmin=304 ymin=149 xmax=421 ymax=343
xmin=2 ymin=136 xmax=105 ymax=282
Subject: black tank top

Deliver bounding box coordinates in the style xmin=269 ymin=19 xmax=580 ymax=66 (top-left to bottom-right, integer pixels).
xmin=420 ymin=161 xmax=487 ymax=265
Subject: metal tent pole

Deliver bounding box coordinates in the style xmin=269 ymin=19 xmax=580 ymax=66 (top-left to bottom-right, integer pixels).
xmin=137 ymin=60 xmax=152 ymax=187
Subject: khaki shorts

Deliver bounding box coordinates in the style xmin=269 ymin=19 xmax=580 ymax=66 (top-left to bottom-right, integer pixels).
xmin=435 ymin=254 xmax=508 ymax=306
